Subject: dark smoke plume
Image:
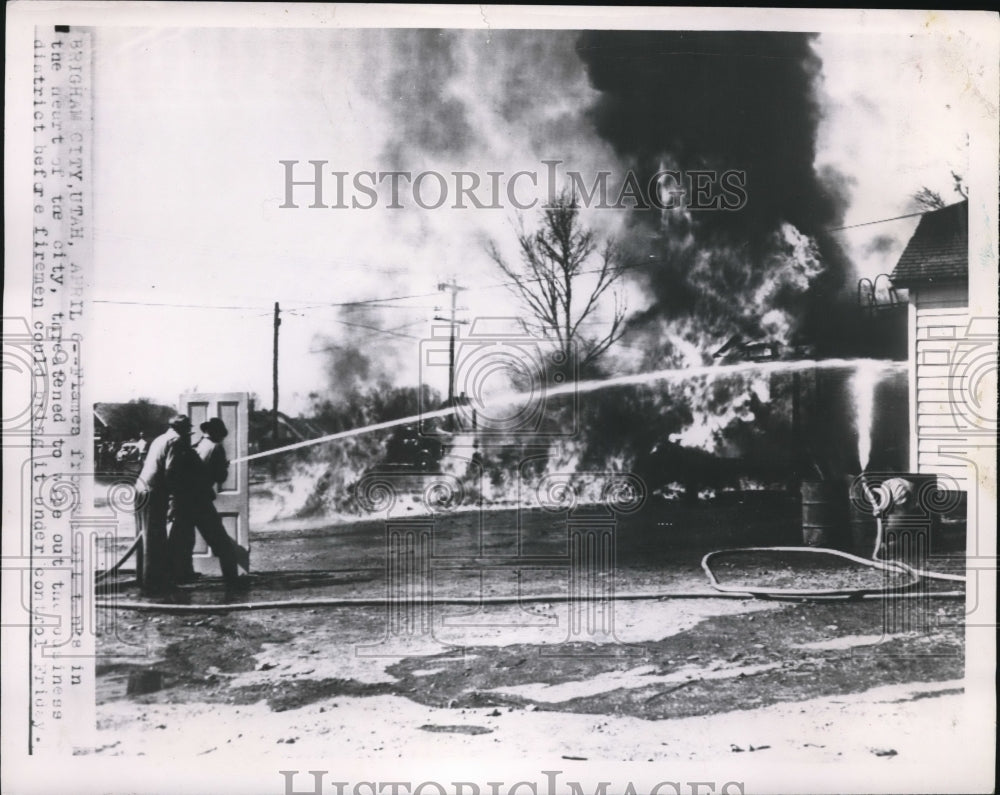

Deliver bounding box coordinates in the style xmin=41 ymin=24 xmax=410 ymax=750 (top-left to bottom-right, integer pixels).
xmin=576 ymin=31 xmax=861 ymax=355
xmin=576 ymin=31 xmax=842 ymax=238
xmin=311 ymin=305 xmax=405 ymax=404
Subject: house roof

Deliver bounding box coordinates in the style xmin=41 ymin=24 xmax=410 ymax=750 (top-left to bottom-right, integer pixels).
xmin=249 ymin=409 xmax=322 ymax=441
xmin=93 ymin=405 xmax=110 ymax=429
xmin=889 ymin=200 xmax=968 ymax=287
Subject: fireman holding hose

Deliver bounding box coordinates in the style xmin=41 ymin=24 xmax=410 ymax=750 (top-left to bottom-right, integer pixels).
xmin=135 ymin=414 xmax=192 ymax=596
xmin=166 ymin=417 xmax=243 ymax=589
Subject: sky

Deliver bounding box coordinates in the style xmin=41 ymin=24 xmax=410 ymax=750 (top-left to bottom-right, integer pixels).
xmin=84 ymin=20 xmax=982 ymax=414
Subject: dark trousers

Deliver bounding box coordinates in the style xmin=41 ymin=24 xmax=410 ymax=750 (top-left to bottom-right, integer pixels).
xmin=136 ymin=490 xmax=170 ymax=595
xmin=167 ymin=498 xmax=239 ymax=582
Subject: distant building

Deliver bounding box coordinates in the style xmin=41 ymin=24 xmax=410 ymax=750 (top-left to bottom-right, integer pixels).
xmin=93 ymin=404 xmax=111 ymax=442
xmin=93 ymin=401 xmax=176 ymax=444
xmin=248 ymin=408 xmax=327 ymax=452
xmin=889 ymin=200 xmax=983 ymax=492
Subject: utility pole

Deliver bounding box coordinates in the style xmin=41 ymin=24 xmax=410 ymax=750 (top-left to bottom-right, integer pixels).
xmin=435 ymin=280 xmax=467 ymax=409
xmin=272 ymin=302 xmax=281 ymax=452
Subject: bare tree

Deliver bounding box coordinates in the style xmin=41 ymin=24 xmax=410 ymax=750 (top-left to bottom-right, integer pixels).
xmin=487 ymin=190 xmax=629 ymax=372
xmin=913 ymin=173 xmax=967 ymax=211
xmin=912 ymin=186 xmax=946 ymax=211
xmin=951 ymin=171 xmax=968 ymax=200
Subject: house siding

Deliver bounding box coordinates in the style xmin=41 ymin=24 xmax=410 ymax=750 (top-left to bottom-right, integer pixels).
xmin=910 ymin=288 xmax=969 ymax=489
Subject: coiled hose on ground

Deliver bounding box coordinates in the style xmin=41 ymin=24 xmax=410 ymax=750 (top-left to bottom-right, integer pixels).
xmin=94 ymin=484 xmax=966 ymax=613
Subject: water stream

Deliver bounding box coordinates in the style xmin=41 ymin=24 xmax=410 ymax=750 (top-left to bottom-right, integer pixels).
xmin=849 ymin=360 xmax=885 ymax=472
xmin=238 ymin=357 xmax=907 ymax=464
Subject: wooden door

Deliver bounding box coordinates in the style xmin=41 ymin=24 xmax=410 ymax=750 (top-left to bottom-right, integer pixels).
xmin=180 ymin=392 xmax=250 ymax=574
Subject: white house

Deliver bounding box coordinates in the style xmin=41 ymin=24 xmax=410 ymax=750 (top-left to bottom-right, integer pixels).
xmin=889 ymin=200 xmax=987 ymax=493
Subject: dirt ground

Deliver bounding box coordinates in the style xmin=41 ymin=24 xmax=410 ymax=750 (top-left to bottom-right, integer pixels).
xmin=90 ymin=499 xmax=973 ymax=782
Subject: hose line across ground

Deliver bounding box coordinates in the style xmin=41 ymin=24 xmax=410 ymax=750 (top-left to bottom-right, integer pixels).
xmin=95 ymin=536 xmax=141 ymax=583
xmin=95 ymin=509 xmax=966 ymax=612
xmin=94 ymin=586 xmax=965 ymax=614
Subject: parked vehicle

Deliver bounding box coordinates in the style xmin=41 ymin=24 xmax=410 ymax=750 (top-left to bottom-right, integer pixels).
xmin=116 ymin=442 xmax=144 ymax=464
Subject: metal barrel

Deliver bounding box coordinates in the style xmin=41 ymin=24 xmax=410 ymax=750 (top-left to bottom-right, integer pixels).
xmin=800 ymin=480 xmax=847 ymax=547
xmin=848 ymin=502 xmax=878 ymax=556
xmin=847 ymin=474 xmax=879 ymax=556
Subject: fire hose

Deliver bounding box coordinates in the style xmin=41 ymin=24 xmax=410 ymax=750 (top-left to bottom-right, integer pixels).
xmin=93 ymin=586 xmax=963 ymax=614
xmin=701 ymin=475 xmax=967 ymax=599
xmin=864 ymin=475 xmax=967 ymax=583
xmin=95 ymin=475 xmax=965 ymax=612
xmin=95 ymin=536 xmax=141 ymax=583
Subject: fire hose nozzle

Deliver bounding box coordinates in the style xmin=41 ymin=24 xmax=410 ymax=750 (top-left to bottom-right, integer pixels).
xmin=859 ymin=475 xmax=887 ymax=519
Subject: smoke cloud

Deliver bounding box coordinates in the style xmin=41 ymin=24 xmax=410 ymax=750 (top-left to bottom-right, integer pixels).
xmin=576 ymin=31 xmax=860 ymax=356
xmin=577 ymin=31 xmax=844 ymax=237
xmin=376 ymin=29 xmax=603 ymax=174
xmin=334 ymin=30 xmax=871 ymax=365
xmin=380 ymin=30 xmax=476 ymax=162
xmin=311 ymin=305 xmax=408 ymax=404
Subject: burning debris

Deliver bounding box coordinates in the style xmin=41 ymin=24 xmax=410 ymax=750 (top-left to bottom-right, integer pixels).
xmin=272 ymin=31 xmax=916 ymax=517
xmin=712 ymin=336 xmax=781 ymax=364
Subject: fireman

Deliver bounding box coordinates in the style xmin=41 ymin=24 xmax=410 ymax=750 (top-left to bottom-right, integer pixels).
xmin=166 ymin=417 xmax=242 ymax=588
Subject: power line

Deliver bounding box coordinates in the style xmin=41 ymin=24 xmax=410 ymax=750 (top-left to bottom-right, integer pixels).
xmin=90 ymin=297 xmax=431 ymax=343
xmin=383 ymin=319 xmax=428 ymax=333
xmin=90 ymin=299 xmax=267 ymax=310
xmin=291 ymin=290 xmax=443 ymax=310
xmin=92 ymin=290 xmax=442 ymax=311
xmin=328 ymin=318 xmax=424 ymax=340
xmin=826 ymin=209 xmax=933 ymax=232
xmin=90 ymin=206 xmax=946 ymax=315
xmin=304 ymin=320 xmax=424 ymax=342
